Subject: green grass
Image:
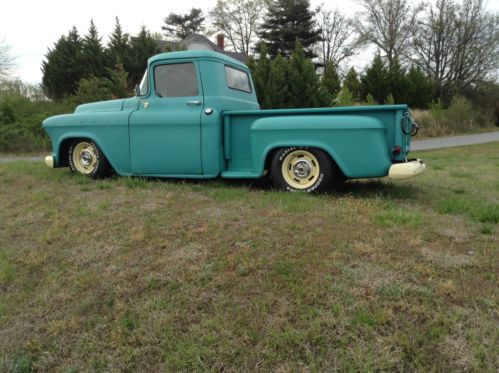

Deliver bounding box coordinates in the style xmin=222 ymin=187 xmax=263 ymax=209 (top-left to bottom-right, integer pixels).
xmin=0 ymin=143 xmax=498 ymax=371
xmin=0 ymin=248 xmax=16 ymax=285
xmin=373 ymin=205 xmax=423 ymax=227
xmin=438 ymin=197 xmax=499 ymax=223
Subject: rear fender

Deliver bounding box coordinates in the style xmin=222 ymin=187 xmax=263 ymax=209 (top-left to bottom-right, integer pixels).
xmin=250 ymin=115 xmax=391 ymax=178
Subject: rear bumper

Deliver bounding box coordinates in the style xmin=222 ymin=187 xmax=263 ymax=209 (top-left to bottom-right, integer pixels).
xmin=388 ymin=159 xmax=426 ymax=180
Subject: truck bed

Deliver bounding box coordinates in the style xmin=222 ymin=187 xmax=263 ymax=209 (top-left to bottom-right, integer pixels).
xmin=221 ymin=105 xmax=411 ymax=179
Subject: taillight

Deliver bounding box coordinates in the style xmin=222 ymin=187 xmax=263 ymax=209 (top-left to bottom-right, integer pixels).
xmin=392 ymin=146 xmax=401 ymax=155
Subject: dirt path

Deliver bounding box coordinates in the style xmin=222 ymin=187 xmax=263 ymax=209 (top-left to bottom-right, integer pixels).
xmin=0 ymin=156 xmax=44 ymax=163
xmin=411 ymin=131 xmax=499 ymax=151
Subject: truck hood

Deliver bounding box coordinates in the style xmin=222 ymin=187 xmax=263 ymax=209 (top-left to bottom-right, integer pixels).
xmin=74 ymin=99 xmax=125 ymax=113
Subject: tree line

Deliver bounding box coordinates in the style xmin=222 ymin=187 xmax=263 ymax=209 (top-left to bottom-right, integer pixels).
xmin=0 ymin=0 xmax=497 ymax=153
xmin=14 ymin=0 xmax=499 ymax=117
xmin=41 ymin=19 xmax=160 ymax=100
xmin=251 ymin=45 xmax=434 ymax=109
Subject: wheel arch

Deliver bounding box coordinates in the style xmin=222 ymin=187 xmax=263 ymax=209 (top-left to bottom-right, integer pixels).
xmin=57 ymin=135 xmax=112 ymax=170
xmin=261 ymin=144 xmax=347 ymax=179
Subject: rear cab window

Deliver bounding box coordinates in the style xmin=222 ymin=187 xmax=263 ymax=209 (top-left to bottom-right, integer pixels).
xmin=225 ymin=65 xmax=252 ymax=93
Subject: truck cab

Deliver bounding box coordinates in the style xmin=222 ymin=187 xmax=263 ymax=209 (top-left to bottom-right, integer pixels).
xmin=128 ymin=51 xmax=258 ymax=177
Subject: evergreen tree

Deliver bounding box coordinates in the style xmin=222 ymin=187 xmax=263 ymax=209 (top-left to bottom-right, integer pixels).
xmin=343 ymin=67 xmax=361 ymax=101
xmin=366 ymin=93 xmax=377 ymax=105
xmin=336 ymin=86 xmax=355 ymax=106
xmin=405 ymin=66 xmax=433 ymax=108
xmin=361 ymin=54 xmax=389 ymax=103
xmin=107 ymin=17 xmax=130 ymax=68
xmin=269 ymin=55 xmax=291 ymax=108
xmin=75 ymin=76 xmax=115 ymax=104
xmin=106 ymin=65 xmax=131 ymax=99
xmin=41 ymin=27 xmax=84 ymax=99
xmin=162 ymin=8 xmax=205 ymax=40
xmin=251 ymin=49 xmax=289 ymax=108
xmin=385 ymin=93 xmax=395 ymax=104
xmin=81 ymin=20 xmax=109 ymax=78
xmin=259 ymin=0 xmax=320 ymax=58
xmin=252 ymin=43 xmax=333 ymax=108
xmin=251 ymin=44 xmax=272 ymax=108
xmin=251 ymin=44 xmax=291 ymax=109
xmin=386 ymin=58 xmax=407 ymax=104
xmin=75 ymin=66 xmax=130 ymax=104
xmin=321 ymin=61 xmax=341 ymax=100
xmin=128 ymin=26 xmax=160 ymax=87
xmin=286 ymin=42 xmax=331 ymax=108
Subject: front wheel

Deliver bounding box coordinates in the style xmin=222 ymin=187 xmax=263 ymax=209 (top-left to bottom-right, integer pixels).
xmin=68 ymin=140 xmax=109 ymax=178
xmin=270 ymin=147 xmax=337 ymax=192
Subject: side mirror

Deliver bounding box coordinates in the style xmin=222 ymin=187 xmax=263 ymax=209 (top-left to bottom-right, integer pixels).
xmin=134 ymin=84 xmax=141 ymax=96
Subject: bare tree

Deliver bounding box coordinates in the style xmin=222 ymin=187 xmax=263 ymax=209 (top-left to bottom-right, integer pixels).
xmin=354 ymin=0 xmax=424 ymax=68
xmin=209 ymin=0 xmax=265 ymax=55
xmin=412 ymin=0 xmax=498 ymax=98
xmin=412 ymin=0 xmax=458 ymax=95
xmin=316 ymin=6 xmax=356 ymax=67
xmin=0 ymin=40 xmax=15 ymax=79
xmin=450 ymin=0 xmax=498 ymax=90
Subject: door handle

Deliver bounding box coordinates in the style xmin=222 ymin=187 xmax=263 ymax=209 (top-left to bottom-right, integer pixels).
xmin=187 ymin=100 xmax=201 ymax=106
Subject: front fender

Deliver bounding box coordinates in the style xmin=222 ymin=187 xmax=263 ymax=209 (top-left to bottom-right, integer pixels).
xmin=250 ymin=115 xmax=391 ymax=178
xmin=43 ymin=112 xmax=132 ymax=174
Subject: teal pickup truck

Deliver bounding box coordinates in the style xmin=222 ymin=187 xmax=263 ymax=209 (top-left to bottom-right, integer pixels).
xmin=43 ymin=50 xmax=426 ymax=192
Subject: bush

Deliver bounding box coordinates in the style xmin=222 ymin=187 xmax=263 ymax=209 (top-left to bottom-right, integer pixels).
xmin=412 ymin=96 xmax=495 ymax=137
xmin=463 ymin=81 xmax=499 ymax=126
xmin=0 ymin=72 xmax=131 ymax=153
xmin=0 ymin=81 xmax=70 ymax=152
xmin=336 ymin=87 xmax=355 ymax=107
xmin=75 ymin=68 xmax=130 ymax=104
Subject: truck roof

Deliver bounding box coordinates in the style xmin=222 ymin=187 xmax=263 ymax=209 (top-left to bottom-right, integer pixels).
xmin=148 ymin=50 xmax=249 ymax=70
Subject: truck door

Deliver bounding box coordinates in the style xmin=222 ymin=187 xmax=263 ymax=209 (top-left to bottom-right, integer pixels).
xmin=129 ymin=59 xmax=203 ymax=175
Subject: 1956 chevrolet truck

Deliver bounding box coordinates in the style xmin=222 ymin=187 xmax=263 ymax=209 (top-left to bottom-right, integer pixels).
xmin=43 ymin=50 xmax=426 ymax=192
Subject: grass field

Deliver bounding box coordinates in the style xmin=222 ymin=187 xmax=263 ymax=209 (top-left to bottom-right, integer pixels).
xmin=0 ymin=143 xmax=498 ymax=371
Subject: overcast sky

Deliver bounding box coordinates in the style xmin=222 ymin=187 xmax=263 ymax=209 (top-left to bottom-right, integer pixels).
xmin=1 ymin=0 xmax=497 ymax=83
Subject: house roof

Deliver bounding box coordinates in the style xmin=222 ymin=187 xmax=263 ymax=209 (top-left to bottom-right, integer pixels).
xmin=156 ymin=34 xmax=248 ymax=64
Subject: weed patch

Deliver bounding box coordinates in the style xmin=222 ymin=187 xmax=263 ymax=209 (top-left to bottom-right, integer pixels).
xmin=374 ymin=206 xmax=422 ymax=227
xmin=0 ymin=248 xmax=15 ymax=285
xmin=121 ymin=176 xmax=149 ymax=189
xmin=4 ymin=353 xmax=35 ymax=373
xmin=438 ymin=196 xmax=499 ymax=224
xmin=209 ymin=186 xmax=249 ymax=202
xmin=353 ymin=308 xmax=378 ymax=329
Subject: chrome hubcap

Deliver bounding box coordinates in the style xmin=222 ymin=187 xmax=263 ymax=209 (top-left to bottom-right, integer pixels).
xmin=293 ymin=160 xmax=312 ymax=179
xmin=80 ymin=151 xmax=93 ymax=167
xmin=72 ymin=141 xmax=98 ymax=175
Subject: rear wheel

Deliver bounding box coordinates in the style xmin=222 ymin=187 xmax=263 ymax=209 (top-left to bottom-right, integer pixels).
xmin=270 ymin=147 xmax=336 ymax=192
xmin=68 ymin=140 xmax=109 ymax=178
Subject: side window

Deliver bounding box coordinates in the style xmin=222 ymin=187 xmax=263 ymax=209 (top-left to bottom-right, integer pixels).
xmin=225 ymin=66 xmax=252 ymax=93
xmin=154 ymin=63 xmax=199 ymax=98
xmin=138 ymin=69 xmax=148 ymax=96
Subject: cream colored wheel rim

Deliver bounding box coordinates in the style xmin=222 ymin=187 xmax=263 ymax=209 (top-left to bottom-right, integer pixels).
xmin=281 ymin=150 xmax=320 ymax=189
xmin=72 ymin=142 xmax=98 ymax=174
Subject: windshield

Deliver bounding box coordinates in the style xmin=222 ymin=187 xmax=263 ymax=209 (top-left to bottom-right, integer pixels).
xmin=138 ymin=69 xmax=148 ymax=96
